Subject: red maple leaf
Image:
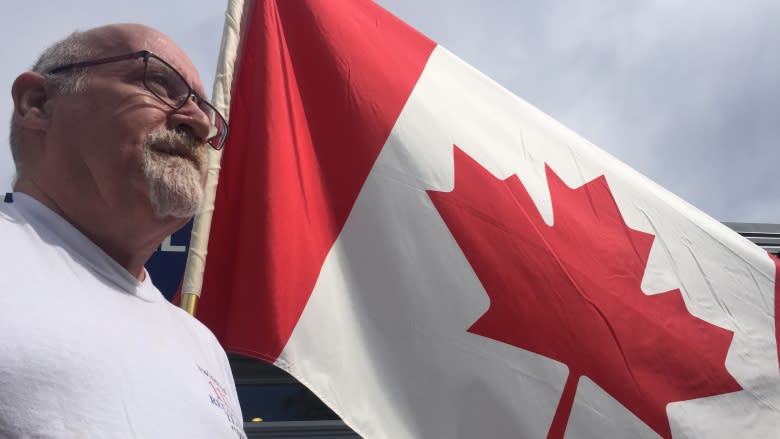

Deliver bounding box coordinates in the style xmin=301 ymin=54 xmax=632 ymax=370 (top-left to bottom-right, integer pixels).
xmin=428 ymin=147 xmax=742 ymax=439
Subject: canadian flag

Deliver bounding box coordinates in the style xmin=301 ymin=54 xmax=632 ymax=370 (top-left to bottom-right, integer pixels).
xmin=193 ymin=0 xmax=780 ymax=437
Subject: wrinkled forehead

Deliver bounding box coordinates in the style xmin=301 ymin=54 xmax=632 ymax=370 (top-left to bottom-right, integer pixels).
xmin=88 ymin=24 xmax=206 ymax=96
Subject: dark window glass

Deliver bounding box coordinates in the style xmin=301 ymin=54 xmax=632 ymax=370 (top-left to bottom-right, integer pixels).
xmin=238 ymin=383 xmax=338 ymax=422
xmin=230 ymin=355 xmax=338 ymax=423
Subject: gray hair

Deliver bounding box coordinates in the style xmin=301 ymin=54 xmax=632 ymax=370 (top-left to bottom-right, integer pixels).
xmin=9 ymin=30 xmax=94 ymax=178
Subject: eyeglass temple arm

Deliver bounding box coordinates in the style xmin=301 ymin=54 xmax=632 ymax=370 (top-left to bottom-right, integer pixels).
xmin=48 ymin=51 xmax=150 ymax=75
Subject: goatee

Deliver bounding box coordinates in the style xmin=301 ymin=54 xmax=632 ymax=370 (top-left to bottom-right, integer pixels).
xmin=142 ymin=129 xmax=207 ymax=218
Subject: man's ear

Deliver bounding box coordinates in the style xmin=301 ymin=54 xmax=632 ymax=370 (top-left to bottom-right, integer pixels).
xmin=11 ymin=72 xmax=53 ymax=131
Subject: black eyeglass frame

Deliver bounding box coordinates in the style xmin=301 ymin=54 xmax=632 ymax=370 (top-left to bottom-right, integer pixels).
xmin=48 ymin=50 xmax=228 ymax=150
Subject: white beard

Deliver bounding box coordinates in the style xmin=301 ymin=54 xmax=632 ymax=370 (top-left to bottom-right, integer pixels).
xmin=142 ymin=130 xmax=206 ymax=218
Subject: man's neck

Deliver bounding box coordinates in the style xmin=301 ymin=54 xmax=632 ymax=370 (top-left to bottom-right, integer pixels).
xmin=14 ymin=179 xmax=185 ymax=281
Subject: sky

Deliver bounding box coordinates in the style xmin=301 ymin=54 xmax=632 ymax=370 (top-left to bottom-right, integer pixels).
xmin=1 ymin=0 xmax=777 ymax=223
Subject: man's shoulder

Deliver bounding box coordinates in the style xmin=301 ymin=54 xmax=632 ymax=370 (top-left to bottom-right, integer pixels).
xmin=0 ymin=194 xmax=20 ymax=222
xmin=159 ymin=297 xmax=225 ymax=349
xmin=0 ymin=197 xmax=36 ymax=248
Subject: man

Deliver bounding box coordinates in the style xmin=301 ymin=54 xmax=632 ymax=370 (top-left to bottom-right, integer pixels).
xmin=0 ymin=24 xmax=245 ymax=438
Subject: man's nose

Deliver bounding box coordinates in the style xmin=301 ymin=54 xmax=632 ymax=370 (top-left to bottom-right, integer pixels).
xmin=168 ymin=95 xmax=211 ymax=143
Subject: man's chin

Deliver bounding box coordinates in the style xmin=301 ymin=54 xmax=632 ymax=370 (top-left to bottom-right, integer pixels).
xmin=149 ymin=187 xmax=203 ymax=219
xmin=144 ymin=156 xmax=205 ymax=219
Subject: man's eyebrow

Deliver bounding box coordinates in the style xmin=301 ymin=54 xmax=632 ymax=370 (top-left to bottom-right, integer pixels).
xmin=116 ymin=65 xmax=143 ymax=79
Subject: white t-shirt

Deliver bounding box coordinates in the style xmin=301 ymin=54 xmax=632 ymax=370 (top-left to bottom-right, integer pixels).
xmin=0 ymin=193 xmax=246 ymax=439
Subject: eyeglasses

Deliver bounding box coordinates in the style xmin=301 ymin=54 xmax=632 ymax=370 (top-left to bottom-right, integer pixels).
xmin=48 ymin=50 xmax=228 ymax=150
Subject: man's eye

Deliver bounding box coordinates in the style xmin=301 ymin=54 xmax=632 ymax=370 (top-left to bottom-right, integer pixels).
xmin=147 ymin=74 xmax=176 ymax=98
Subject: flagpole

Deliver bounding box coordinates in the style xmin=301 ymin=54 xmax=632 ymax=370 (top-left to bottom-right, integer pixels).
xmin=180 ymin=0 xmax=246 ymax=316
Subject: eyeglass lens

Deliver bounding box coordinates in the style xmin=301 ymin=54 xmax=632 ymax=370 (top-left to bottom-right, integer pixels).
xmin=143 ymin=56 xmax=227 ymax=149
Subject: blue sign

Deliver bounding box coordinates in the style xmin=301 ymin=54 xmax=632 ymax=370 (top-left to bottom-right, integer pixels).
xmin=145 ymin=220 xmax=193 ymax=301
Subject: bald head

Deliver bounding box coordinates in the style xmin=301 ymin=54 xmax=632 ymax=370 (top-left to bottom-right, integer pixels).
xmin=76 ymin=24 xmax=201 ymax=85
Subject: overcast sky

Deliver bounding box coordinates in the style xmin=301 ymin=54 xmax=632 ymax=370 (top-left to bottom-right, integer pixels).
xmin=2 ymin=0 xmax=777 ymax=223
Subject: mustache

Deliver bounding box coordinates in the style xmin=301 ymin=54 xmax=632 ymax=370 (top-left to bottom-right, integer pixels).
xmin=144 ymin=130 xmax=205 ymax=169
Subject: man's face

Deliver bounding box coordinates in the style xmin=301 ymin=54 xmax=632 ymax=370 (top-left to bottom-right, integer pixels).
xmin=46 ymin=27 xmax=211 ymax=221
